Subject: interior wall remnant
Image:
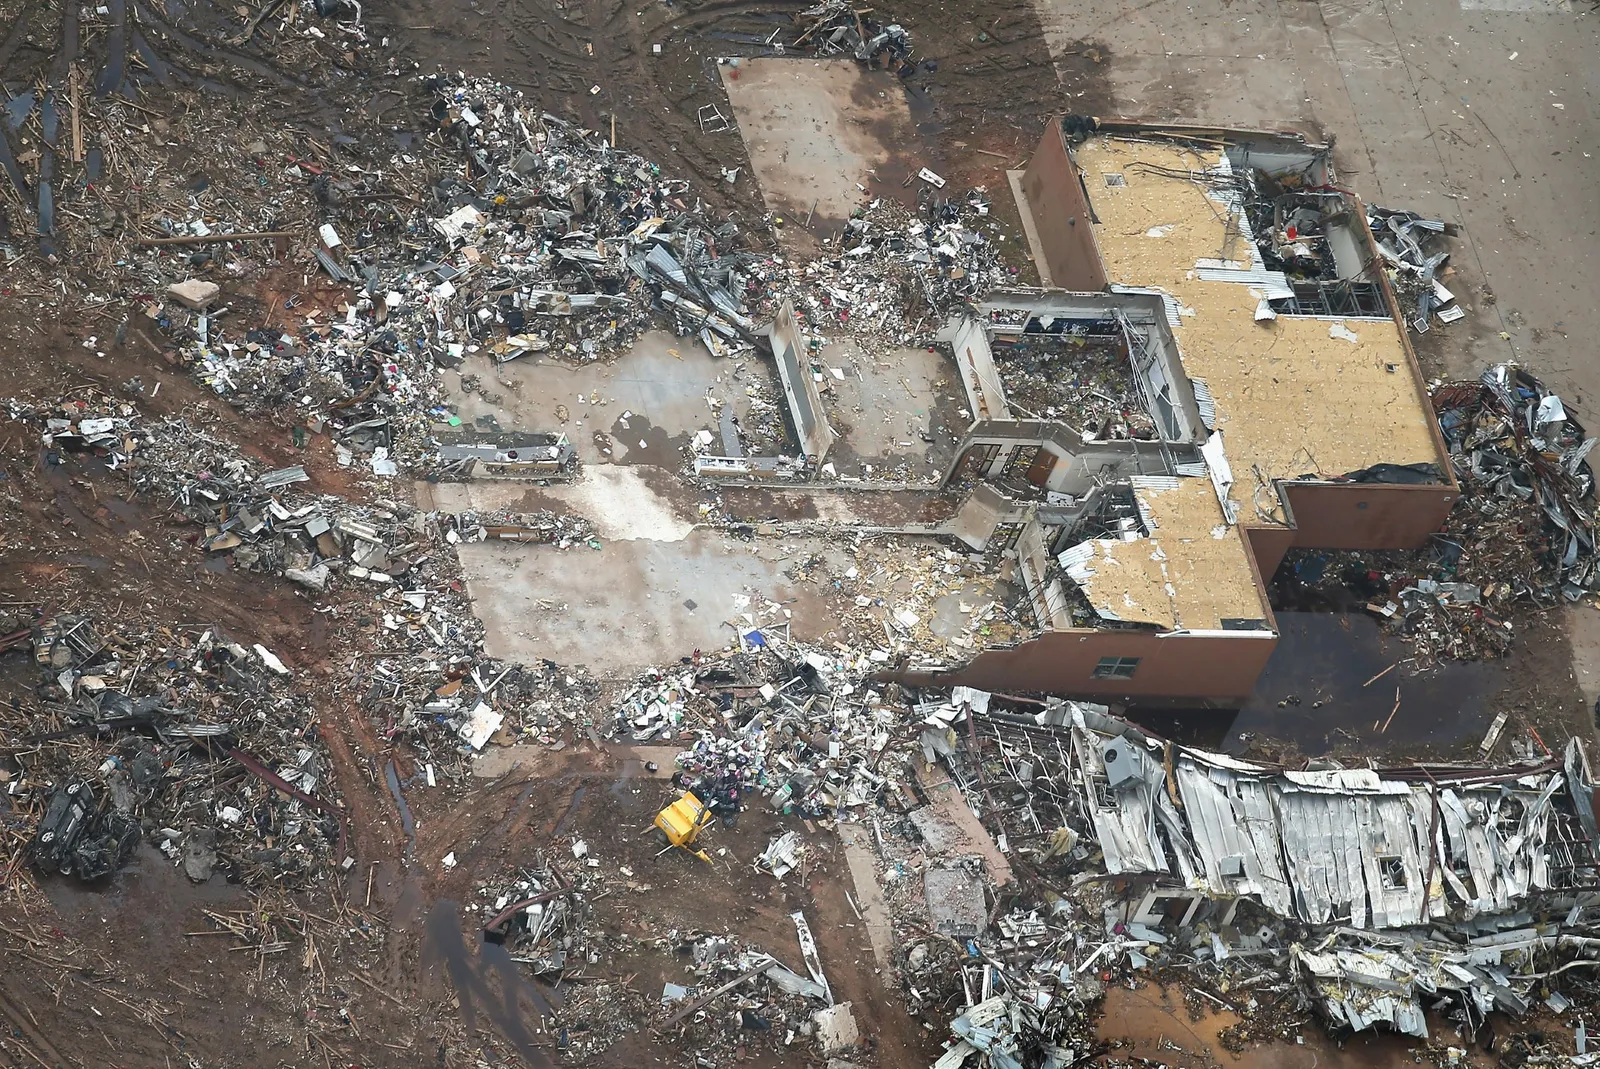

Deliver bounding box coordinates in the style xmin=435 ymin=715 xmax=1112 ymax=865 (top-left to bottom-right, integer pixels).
xmin=894 ymin=628 xmax=1278 ymax=706
xmin=1324 ymin=218 xmax=1375 ymax=282
xmin=976 ymin=290 xmax=1204 ymax=447
xmin=1020 ymin=124 xmax=1110 ymax=293
xmin=768 ymin=298 xmax=836 ymax=463
xmin=945 ymin=421 xmax=1170 ymax=498
xmin=944 ymin=315 xmax=1011 ymax=422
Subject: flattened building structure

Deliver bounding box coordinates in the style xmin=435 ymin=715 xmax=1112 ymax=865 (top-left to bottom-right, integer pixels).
xmin=1064 ymin=707 xmax=1600 ymax=931
xmin=902 ymin=121 xmax=1458 ymax=705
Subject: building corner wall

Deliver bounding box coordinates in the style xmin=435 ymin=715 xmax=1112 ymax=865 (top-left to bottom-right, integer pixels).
xmin=890 ymin=628 xmax=1277 ymax=707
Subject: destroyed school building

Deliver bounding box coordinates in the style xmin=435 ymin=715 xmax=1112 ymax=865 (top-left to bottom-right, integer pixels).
xmin=4 ymin=37 xmax=1594 ymax=1064
xmin=875 ymin=120 xmax=1459 ymax=705
xmin=976 ymin=698 xmax=1600 ymax=1039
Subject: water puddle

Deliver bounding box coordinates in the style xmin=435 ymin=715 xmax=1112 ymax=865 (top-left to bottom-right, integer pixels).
xmin=384 ymin=758 xmax=417 ymax=853
xmin=549 ymin=783 xmax=587 ymax=838
xmin=3 ymin=90 xmax=35 ymax=130
xmin=422 ymin=899 xmax=557 ymax=1065
xmin=1097 ymin=984 xmax=1418 ymax=1069
xmin=40 ymin=842 xmax=242 ymax=938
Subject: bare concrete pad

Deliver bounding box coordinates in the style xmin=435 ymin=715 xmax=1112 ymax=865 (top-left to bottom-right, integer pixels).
xmin=912 ymin=759 xmax=1013 ymax=886
xmin=458 ymin=530 xmax=847 ymax=674
xmin=444 ymin=329 xmax=772 ymax=468
xmin=813 ymin=1003 xmax=860 ymax=1056
xmin=418 ymin=466 xmax=699 ymax=543
xmin=817 ymin=340 xmax=962 ymax=480
xmin=1569 ymin=606 xmax=1600 ymax=712
xmin=924 ymin=866 xmax=987 ymax=940
xmin=471 ymin=742 xmax=680 ymax=780
xmin=720 ymin=58 xmax=917 ymax=231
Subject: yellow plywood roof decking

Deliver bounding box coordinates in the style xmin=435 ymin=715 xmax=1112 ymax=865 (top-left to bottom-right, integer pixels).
xmin=1074 ymin=478 xmax=1267 ymax=631
xmin=1074 ymin=138 xmax=1442 ymax=524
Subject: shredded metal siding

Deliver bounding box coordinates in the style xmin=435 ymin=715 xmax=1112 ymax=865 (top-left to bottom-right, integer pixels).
xmin=1191 ymin=377 xmax=1217 ymax=430
xmin=1069 ymin=711 xmax=1591 ymax=932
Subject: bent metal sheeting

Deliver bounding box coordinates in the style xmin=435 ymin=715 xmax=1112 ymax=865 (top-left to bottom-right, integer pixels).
xmin=1069 ymin=709 xmax=1599 ymax=930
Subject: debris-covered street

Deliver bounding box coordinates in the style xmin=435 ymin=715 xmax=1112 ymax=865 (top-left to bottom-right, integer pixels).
xmin=0 ymin=0 xmax=1597 ymax=1068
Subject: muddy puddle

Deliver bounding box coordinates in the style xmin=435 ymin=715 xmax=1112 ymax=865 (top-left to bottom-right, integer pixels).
xmin=1131 ymin=611 xmax=1497 ymax=757
xmin=422 ymin=899 xmax=558 ymax=1065
xmin=40 ymin=842 xmax=243 ymax=937
xmin=384 ymin=757 xmax=418 ymax=854
xmin=609 ymin=412 xmax=690 ymax=469
xmin=1097 ymin=984 xmax=1424 ymax=1069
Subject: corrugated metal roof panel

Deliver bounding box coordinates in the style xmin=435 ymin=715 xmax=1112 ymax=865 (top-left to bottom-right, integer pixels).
xmin=1109 ymin=284 xmax=1182 ymax=327
xmin=1192 ymin=377 xmax=1217 ymax=430
xmin=1195 ymin=264 xmax=1295 ymax=301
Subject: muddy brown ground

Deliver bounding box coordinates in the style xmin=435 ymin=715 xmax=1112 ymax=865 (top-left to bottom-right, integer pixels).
xmin=0 ymin=319 xmax=936 ymax=1069
xmin=370 ymin=0 xmax=1061 ymax=215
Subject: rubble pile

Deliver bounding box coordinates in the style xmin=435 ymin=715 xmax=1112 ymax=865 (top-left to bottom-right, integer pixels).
xmin=308 ymin=514 xmax=618 ymax=765
xmin=358 ymin=640 xmax=607 ymax=770
xmin=466 ymin=864 xmax=844 ymax=1062
xmin=417 ymin=75 xmax=772 ymax=359
xmin=126 ymin=72 xmax=1020 ymax=487
xmin=1433 ymin=363 xmax=1597 ymax=599
xmin=795 ymin=1 xmax=914 ymax=71
xmin=935 ymin=987 xmax=1098 ymax=1069
xmin=1372 ymin=363 xmax=1598 ymax=662
xmin=470 ymin=860 xmax=654 ymax=1060
xmin=652 ymin=925 xmax=838 ymax=1058
xmin=136 ymin=72 xmax=773 ymax=482
xmin=476 ymin=860 xmax=605 ymax=977
xmin=609 ymin=638 xmax=903 ymax=821
xmin=448 ymin=507 xmax=597 ymax=547
xmin=1368 ymin=206 xmax=1461 ymax=331
xmin=18 ymin=391 xmax=591 ymax=581
xmin=11 ymin=613 xmax=343 ymax=886
xmin=926 ymin=698 xmax=1600 ymax=1049
xmin=785 ymin=191 xmax=1015 ymax=344
xmin=1272 ymin=364 xmax=1597 ymax=664
xmin=1291 ymin=925 xmax=1600 ymax=1040
xmin=10 ymin=392 xmax=616 ymax=768
xmin=990 ymin=332 xmax=1155 ymax=438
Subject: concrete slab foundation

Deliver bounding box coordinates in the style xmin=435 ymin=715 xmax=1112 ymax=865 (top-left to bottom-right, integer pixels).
xmin=457 ymin=529 xmax=851 ymax=675
xmin=444 ymin=329 xmax=782 ymax=468
xmin=816 ymin=340 xmax=964 ymax=482
xmin=720 ymin=58 xmax=919 ymax=234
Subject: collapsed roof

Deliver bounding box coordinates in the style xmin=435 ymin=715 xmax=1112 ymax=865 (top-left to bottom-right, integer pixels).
xmin=1066 ymin=708 xmax=1599 ymax=930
